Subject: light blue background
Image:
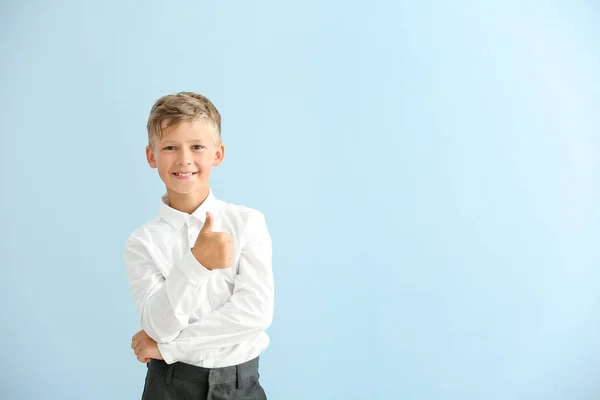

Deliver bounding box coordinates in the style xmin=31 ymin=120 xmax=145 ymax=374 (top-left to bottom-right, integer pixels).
xmin=1 ymin=1 xmax=599 ymax=399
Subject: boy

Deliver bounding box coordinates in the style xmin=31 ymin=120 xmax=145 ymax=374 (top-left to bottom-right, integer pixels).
xmin=124 ymin=92 xmax=273 ymax=400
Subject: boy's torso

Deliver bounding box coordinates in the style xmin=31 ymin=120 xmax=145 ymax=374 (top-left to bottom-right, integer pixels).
xmin=141 ymin=199 xmax=245 ymax=315
xmin=130 ymin=194 xmax=270 ymax=367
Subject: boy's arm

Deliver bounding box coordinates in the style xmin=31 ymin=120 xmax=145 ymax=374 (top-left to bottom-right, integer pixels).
xmin=157 ymin=211 xmax=274 ymax=364
xmin=125 ymin=234 xmax=214 ymax=343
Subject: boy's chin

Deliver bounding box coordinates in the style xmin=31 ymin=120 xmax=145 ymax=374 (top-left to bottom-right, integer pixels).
xmin=164 ymin=183 xmax=208 ymax=196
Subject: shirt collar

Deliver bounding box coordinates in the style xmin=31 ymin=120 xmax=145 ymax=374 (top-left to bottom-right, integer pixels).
xmin=159 ymin=189 xmax=219 ymax=230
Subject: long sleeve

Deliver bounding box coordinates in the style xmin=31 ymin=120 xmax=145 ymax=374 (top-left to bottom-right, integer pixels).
xmin=124 ymin=233 xmax=215 ymax=343
xmin=158 ymin=211 xmax=274 ymax=364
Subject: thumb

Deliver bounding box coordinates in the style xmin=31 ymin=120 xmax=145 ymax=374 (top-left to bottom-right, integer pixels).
xmin=200 ymin=211 xmax=214 ymax=233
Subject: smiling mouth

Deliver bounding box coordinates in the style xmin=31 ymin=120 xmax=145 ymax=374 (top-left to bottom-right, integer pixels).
xmin=172 ymin=172 xmax=198 ymax=178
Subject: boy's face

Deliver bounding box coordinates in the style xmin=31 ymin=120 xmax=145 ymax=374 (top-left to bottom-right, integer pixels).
xmin=146 ymin=119 xmax=224 ymax=199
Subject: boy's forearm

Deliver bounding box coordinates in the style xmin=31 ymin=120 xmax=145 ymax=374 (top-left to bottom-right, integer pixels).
xmin=157 ymin=237 xmax=274 ymax=363
xmin=157 ymin=303 xmax=273 ymax=364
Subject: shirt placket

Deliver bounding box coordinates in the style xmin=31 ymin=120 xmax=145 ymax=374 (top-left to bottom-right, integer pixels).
xmin=186 ymin=217 xmax=213 ymax=316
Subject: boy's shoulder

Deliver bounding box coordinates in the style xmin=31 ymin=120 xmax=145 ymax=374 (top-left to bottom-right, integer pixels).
xmin=219 ymin=198 xmax=264 ymax=217
xmin=125 ymin=215 xmax=163 ymax=246
xmin=217 ymin=199 xmax=268 ymax=229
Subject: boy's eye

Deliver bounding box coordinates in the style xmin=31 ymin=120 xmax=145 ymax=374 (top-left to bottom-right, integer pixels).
xmin=163 ymin=146 xmax=176 ymax=151
xmin=192 ymin=145 xmax=204 ymax=150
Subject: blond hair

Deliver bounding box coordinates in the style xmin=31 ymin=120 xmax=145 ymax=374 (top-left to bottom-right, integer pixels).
xmin=147 ymin=92 xmax=222 ymax=148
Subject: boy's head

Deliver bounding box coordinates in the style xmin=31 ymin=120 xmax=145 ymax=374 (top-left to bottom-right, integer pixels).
xmin=145 ymin=92 xmax=225 ymax=202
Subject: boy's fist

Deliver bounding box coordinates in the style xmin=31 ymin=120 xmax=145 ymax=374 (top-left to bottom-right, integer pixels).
xmin=131 ymin=330 xmax=163 ymax=363
xmin=192 ymin=211 xmax=233 ymax=270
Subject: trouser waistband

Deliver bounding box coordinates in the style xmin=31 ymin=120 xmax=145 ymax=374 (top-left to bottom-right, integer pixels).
xmin=147 ymin=357 xmax=259 ymax=388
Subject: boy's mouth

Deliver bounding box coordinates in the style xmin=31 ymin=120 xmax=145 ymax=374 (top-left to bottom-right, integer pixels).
xmin=172 ymin=172 xmax=198 ymax=179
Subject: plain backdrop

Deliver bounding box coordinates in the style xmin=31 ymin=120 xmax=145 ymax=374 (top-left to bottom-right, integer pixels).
xmin=1 ymin=1 xmax=599 ymax=399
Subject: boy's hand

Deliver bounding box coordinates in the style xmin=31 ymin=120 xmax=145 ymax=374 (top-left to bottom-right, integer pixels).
xmin=131 ymin=330 xmax=163 ymax=363
xmin=192 ymin=211 xmax=233 ymax=270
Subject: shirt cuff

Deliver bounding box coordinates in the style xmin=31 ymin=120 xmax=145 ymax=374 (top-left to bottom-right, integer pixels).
xmin=175 ymin=248 xmax=214 ymax=287
xmin=157 ymin=341 xmax=183 ymax=365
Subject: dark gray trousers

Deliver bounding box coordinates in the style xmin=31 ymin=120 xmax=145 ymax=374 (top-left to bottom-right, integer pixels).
xmin=141 ymin=357 xmax=267 ymax=400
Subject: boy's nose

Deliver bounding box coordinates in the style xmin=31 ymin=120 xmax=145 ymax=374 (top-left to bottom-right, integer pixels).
xmin=177 ymin=148 xmax=193 ymax=166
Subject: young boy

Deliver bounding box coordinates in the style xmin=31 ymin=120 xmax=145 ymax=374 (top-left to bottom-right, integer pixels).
xmin=124 ymin=92 xmax=273 ymax=400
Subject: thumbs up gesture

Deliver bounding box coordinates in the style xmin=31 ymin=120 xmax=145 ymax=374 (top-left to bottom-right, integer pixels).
xmin=191 ymin=211 xmax=234 ymax=270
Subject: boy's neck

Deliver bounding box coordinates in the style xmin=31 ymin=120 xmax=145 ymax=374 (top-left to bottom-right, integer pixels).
xmin=166 ymin=187 xmax=210 ymax=215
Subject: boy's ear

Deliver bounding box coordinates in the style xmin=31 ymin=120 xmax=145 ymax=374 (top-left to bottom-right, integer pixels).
xmin=212 ymin=143 xmax=225 ymax=167
xmin=146 ymin=146 xmax=158 ymax=169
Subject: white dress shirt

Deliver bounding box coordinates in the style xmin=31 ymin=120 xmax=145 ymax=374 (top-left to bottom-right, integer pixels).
xmin=124 ymin=190 xmax=274 ymax=368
